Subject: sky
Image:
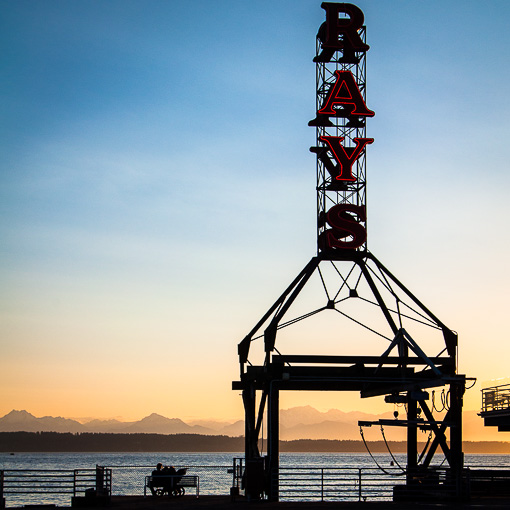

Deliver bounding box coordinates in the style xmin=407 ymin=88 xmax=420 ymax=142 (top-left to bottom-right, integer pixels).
xmin=1 ymin=0 xmax=509 ymax=423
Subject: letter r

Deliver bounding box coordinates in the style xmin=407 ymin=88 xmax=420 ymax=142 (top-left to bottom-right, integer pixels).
xmin=320 ymin=2 xmax=369 ymax=52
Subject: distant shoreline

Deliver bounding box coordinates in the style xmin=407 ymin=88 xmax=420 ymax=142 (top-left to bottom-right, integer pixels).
xmin=2 ymin=432 xmax=510 ymax=454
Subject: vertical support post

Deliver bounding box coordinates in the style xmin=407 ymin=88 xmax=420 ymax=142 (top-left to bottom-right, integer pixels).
xmin=95 ymin=465 xmax=104 ymax=495
xmin=449 ymin=380 xmax=465 ymax=497
xmin=243 ymin=384 xmax=266 ymax=501
xmin=243 ymin=385 xmax=258 ymax=461
xmin=74 ymin=469 xmax=78 ymax=497
xmin=406 ymin=394 xmax=417 ymax=485
xmin=267 ymin=382 xmax=280 ymax=501
xmin=0 ymin=470 xmax=5 ymax=509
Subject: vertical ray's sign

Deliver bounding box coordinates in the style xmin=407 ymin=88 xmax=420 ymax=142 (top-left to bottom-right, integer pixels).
xmin=312 ymin=3 xmax=373 ymax=251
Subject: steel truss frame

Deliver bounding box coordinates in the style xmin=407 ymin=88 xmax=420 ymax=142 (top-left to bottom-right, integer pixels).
xmin=233 ymin=14 xmax=467 ymax=503
xmin=233 ymin=251 xmax=466 ymax=501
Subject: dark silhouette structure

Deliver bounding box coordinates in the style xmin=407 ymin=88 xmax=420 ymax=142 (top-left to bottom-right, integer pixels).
xmin=480 ymin=384 xmax=510 ymax=431
xmin=233 ymin=2 xmax=470 ymax=502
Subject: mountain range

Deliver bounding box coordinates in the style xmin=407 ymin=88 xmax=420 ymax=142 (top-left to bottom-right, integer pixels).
xmin=0 ymin=407 xmax=505 ymax=442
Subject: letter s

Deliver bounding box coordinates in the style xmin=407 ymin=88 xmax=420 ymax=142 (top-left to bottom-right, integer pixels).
xmin=322 ymin=204 xmax=366 ymax=249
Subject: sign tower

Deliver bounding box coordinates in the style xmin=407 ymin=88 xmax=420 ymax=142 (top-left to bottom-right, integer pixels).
xmin=233 ymin=3 xmax=469 ymax=502
xmin=310 ymin=2 xmax=372 ymax=255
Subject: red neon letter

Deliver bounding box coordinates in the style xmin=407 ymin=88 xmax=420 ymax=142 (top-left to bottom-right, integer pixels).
xmin=320 ymin=2 xmax=369 ymax=52
xmin=322 ymin=204 xmax=367 ymax=250
xmin=318 ymin=71 xmax=374 ymax=117
xmin=319 ymin=136 xmax=374 ymax=181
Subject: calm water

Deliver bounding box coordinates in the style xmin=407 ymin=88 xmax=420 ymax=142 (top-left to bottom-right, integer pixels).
xmin=1 ymin=452 xmax=510 ymax=507
xmin=3 ymin=451 xmax=510 ymax=470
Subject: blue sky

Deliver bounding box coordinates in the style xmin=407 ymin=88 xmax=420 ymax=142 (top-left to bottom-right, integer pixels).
xmin=1 ymin=0 xmax=509 ymax=421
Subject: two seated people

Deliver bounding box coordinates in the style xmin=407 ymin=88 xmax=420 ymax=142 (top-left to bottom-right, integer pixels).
xmin=149 ymin=463 xmax=188 ymax=496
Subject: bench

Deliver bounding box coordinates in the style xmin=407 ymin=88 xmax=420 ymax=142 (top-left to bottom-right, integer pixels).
xmin=144 ymin=475 xmax=199 ymax=498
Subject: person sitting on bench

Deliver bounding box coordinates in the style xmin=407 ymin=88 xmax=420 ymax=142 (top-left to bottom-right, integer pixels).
xmin=150 ymin=463 xmax=176 ymax=495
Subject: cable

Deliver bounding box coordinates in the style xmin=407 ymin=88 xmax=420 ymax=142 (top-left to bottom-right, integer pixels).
xmin=359 ymin=426 xmax=405 ymax=476
xmin=432 ymin=390 xmax=446 ymax=412
xmin=418 ymin=431 xmax=433 ymax=464
xmin=380 ymin=426 xmax=405 ymax=472
xmin=466 ymin=378 xmax=477 ymax=390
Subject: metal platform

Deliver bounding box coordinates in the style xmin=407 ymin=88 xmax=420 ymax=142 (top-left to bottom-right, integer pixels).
xmin=480 ymin=384 xmax=510 ymax=431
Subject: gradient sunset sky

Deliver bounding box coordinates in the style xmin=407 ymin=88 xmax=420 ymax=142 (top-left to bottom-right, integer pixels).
xmin=1 ymin=0 xmax=509 ymax=422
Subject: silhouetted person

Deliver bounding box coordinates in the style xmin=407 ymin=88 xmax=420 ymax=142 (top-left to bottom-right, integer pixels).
xmin=149 ymin=463 xmax=164 ymax=495
xmin=152 ymin=462 xmax=163 ymax=476
xmin=162 ymin=465 xmax=176 ymax=476
xmin=161 ymin=465 xmax=177 ymax=493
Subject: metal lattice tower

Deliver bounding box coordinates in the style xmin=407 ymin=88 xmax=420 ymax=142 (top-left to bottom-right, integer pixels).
xmin=311 ymin=25 xmax=369 ymax=254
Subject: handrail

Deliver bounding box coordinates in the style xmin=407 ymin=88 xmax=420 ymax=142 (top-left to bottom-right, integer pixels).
xmin=3 ymin=463 xmax=510 ymax=505
xmin=274 ymin=465 xmax=459 ymax=502
xmin=481 ymin=384 xmax=510 ymax=413
xmin=0 ymin=467 xmax=111 ymax=503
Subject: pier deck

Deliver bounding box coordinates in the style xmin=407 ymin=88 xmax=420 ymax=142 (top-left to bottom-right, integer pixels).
xmin=55 ymin=494 xmax=510 ymax=510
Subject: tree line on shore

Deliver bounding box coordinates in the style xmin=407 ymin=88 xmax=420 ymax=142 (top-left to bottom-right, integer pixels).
xmin=1 ymin=432 xmax=510 ymax=453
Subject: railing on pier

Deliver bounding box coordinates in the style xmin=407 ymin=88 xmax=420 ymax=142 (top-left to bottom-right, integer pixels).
xmin=2 ymin=462 xmax=510 ymax=506
xmin=276 ymin=465 xmax=510 ymax=502
xmin=277 ymin=466 xmax=400 ymax=501
xmin=0 ymin=466 xmax=111 ymax=507
xmin=481 ymin=384 xmax=510 ymax=413
xmin=102 ymin=463 xmax=501 ymax=502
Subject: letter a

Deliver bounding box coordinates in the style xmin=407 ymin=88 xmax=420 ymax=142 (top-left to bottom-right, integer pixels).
xmin=318 ymin=71 xmax=374 ymax=117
